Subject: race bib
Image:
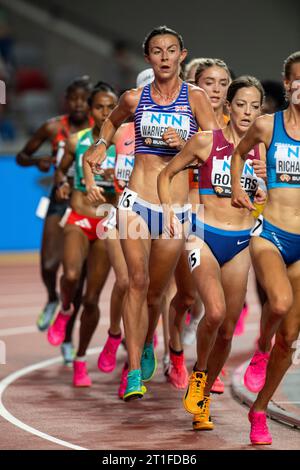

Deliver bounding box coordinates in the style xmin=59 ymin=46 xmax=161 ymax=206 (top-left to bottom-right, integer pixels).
xmin=250 ymin=215 xmax=263 ymax=237
xmin=188 ymin=249 xmax=201 ymax=272
xmin=118 ymin=188 xmax=138 ymax=211
xmin=35 ymin=197 xmax=50 ymax=219
xmin=212 ymin=156 xmax=258 ymax=197
xmin=140 ymin=111 xmax=190 ymax=147
xmin=275 ymin=143 xmax=300 ymax=185
xmin=115 ymin=154 xmax=135 ymax=182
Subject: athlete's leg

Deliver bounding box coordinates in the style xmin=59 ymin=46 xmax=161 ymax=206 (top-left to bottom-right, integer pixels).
xmin=47 ymin=225 xmax=89 ymax=347
xmin=120 ymin=211 xmax=152 ymax=371
xmin=76 ymin=239 xmax=111 ymax=357
xmin=105 ymin=229 xmax=129 ymax=335
xmin=192 ymin=243 xmax=226 ymax=371
xmin=60 ymin=225 xmax=89 ymax=310
xmin=64 ymin=261 xmax=87 ymax=343
xmin=162 ymin=276 xmax=177 ymax=356
xmin=40 ymin=214 xmax=63 ymax=302
xmin=169 ymin=250 xmax=196 ymax=351
xmin=146 ymin=237 xmax=187 ymax=344
xmin=252 ymin=260 xmax=300 ymax=412
xmin=205 ymin=248 xmax=250 ymax=393
xmin=97 ymin=230 xmax=128 ymax=374
xmin=250 ymin=237 xmax=293 ymax=352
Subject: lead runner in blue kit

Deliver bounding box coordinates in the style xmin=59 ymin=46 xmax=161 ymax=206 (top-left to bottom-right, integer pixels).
xmin=83 ymin=25 xmax=219 ymax=400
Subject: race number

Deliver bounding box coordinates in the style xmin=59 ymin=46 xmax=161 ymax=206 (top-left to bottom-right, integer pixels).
xmin=118 ymin=188 xmax=138 ymax=211
xmin=188 ymin=249 xmax=201 ymax=272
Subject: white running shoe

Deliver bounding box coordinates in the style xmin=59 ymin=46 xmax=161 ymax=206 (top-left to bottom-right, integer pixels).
xmin=181 ymin=317 xmax=200 ymax=346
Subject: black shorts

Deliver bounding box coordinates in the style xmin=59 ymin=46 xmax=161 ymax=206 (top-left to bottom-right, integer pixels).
xmin=46 ymin=185 xmax=69 ymax=218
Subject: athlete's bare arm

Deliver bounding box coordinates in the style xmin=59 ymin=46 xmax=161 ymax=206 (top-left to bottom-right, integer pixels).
xmin=189 ymin=85 xmax=220 ymax=131
xmin=16 ymin=120 xmax=57 ymax=171
xmin=83 ymin=89 xmax=140 ymax=170
xmin=231 ymin=114 xmax=273 ymax=210
xmin=55 ymin=134 xmax=77 ymax=201
xmin=157 ymin=131 xmax=213 ymax=205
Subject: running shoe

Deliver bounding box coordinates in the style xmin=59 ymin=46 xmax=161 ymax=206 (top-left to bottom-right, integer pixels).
xmin=167 ymin=351 xmax=189 ymax=389
xmin=98 ymin=333 xmax=122 ymax=373
xmin=244 ymin=350 xmax=270 ymax=393
xmin=234 ymin=304 xmax=249 ymax=336
xmin=163 ymin=354 xmax=170 ymax=377
xmin=192 ymin=396 xmax=214 ymax=431
xmin=248 ymin=408 xmax=272 ymax=445
xmin=181 ymin=316 xmax=200 ymax=346
xmin=61 ymin=342 xmax=75 ymax=366
xmin=118 ymin=362 xmax=129 ymax=399
xmin=123 ymin=369 xmax=147 ymax=401
xmin=47 ymin=305 xmax=73 ymax=346
xmin=73 ymin=360 xmax=92 ymax=387
xmin=36 ymin=300 xmax=59 ymax=331
xmin=141 ymin=342 xmax=157 ymax=382
xmin=183 ymin=370 xmax=207 ymax=414
xmin=211 ymin=375 xmax=225 ymax=394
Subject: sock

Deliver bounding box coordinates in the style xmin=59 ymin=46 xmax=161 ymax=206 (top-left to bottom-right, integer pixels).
xmin=108 ymin=329 xmax=122 ymax=339
xmin=62 ymin=304 xmax=73 ymax=315
xmin=169 ymin=345 xmax=183 ymax=356
xmin=76 ymin=355 xmax=86 ymax=362
xmin=193 ymin=363 xmax=208 ymax=374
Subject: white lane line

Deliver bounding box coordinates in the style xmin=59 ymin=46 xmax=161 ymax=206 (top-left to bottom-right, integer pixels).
xmin=0 ymin=326 xmax=37 ymax=337
xmin=274 ymin=401 xmax=300 ymax=405
xmin=0 ymin=347 xmax=100 ymax=450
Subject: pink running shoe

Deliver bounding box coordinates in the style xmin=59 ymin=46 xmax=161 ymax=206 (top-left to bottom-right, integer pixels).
xmin=211 ymin=375 xmax=225 ymax=394
xmin=167 ymin=351 xmax=189 ymax=389
xmin=73 ymin=360 xmax=92 ymax=387
xmin=244 ymin=350 xmax=270 ymax=393
xmin=118 ymin=362 xmax=129 ymax=399
xmin=248 ymin=408 xmax=272 ymax=445
xmin=47 ymin=306 xmax=73 ymax=346
xmin=234 ymin=304 xmax=249 ymax=336
xmin=98 ymin=333 xmax=122 ymax=373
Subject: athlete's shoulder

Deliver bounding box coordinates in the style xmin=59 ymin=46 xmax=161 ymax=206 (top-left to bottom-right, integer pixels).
xmin=45 ymin=114 xmax=67 ymax=134
xmin=191 ymin=130 xmax=213 ymax=147
xmin=187 ymin=83 xmax=208 ymax=98
xmin=251 ymin=114 xmax=274 ymax=136
xmin=119 ymin=88 xmax=142 ymax=112
xmin=68 ymin=129 xmax=84 ymax=151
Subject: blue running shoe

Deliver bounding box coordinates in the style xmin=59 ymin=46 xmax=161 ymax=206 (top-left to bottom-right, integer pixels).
xmin=61 ymin=342 xmax=75 ymax=366
xmin=123 ymin=369 xmax=147 ymax=401
xmin=37 ymin=300 xmax=59 ymax=331
xmin=141 ymin=342 xmax=157 ymax=382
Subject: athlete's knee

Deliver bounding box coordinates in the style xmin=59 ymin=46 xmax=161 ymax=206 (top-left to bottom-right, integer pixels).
xmin=205 ymin=302 xmax=226 ymax=329
xmin=171 ymin=291 xmax=195 ymax=313
xmin=63 ymin=267 xmax=81 ymax=285
xmin=82 ymin=295 xmax=99 ymax=315
xmin=218 ymin=321 xmax=236 ymax=342
xmin=269 ymin=294 xmax=293 ymax=318
xmin=42 ymin=256 xmax=60 ymax=274
xmin=114 ymin=275 xmax=129 ymax=295
xmin=129 ymin=269 xmax=149 ymax=293
xmin=147 ymin=289 xmax=163 ymax=311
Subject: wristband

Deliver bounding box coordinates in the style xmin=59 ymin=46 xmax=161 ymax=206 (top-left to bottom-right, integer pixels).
xmin=94 ymin=137 xmax=108 ymax=148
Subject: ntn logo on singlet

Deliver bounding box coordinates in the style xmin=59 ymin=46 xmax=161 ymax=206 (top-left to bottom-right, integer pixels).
xmin=140 ymin=111 xmax=190 ymax=145
xmin=211 ymin=155 xmax=257 ymax=196
xmin=274 ymin=143 xmax=300 ymax=183
xmin=115 ymin=154 xmax=135 ymax=182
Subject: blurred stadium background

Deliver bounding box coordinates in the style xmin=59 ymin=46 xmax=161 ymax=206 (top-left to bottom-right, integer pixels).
xmin=0 ymin=0 xmax=299 ymax=251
